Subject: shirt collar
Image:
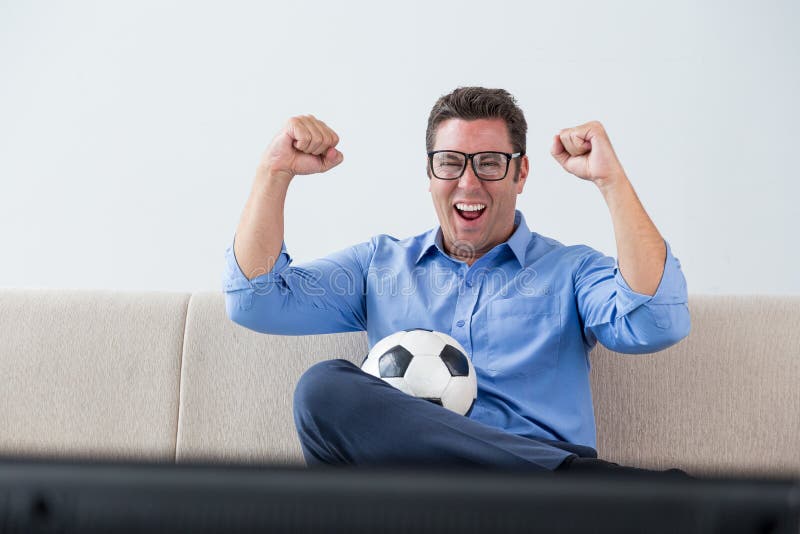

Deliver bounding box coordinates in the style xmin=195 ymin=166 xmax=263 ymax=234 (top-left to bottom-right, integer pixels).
xmin=414 ymin=227 xmax=442 ymax=265
xmin=414 ymin=210 xmax=531 ymax=267
xmin=505 ymin=210 xmax=531 ymax=267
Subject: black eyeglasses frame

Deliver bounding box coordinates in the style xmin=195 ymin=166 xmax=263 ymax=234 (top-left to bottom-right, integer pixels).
xmin=427 ymin=150 xmax=525 ymax=181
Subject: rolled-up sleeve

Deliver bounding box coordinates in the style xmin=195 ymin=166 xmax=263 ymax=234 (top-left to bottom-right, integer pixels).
xmin=222 ymin=236 xmax=374 ymax=335
xmin=574 ymin=240 xmax=690 ymax=354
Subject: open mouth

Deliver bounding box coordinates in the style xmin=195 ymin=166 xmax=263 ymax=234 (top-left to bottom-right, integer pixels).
xmin=454 ymin=202 xmax=486 ymax=221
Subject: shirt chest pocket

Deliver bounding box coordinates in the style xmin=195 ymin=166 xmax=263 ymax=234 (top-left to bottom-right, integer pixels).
xmin=486 ymin=296 xmax=561 ymax=377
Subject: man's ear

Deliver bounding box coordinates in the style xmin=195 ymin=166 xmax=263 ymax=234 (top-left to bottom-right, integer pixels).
xmin=426 ymin=158 xmax=432 ymax=192
xmin=516 ymin=155 xmax=530 ymax=194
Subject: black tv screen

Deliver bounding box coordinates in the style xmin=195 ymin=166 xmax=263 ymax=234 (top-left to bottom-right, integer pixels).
xmin=0 ymin=458 xmax=797 ymax=533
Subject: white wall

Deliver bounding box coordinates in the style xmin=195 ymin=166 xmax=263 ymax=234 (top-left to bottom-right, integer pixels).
xmin=1 ymin=0 xmax=797 ymax=294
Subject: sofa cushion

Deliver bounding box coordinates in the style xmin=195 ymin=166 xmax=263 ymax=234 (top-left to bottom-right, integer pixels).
xmin=591 ymin=295 xmax=800 ymax=477
xmin=0 ymin=289 xmax=188 ymax=460
xmin=176 ymin=292 xmax=368 ymax=465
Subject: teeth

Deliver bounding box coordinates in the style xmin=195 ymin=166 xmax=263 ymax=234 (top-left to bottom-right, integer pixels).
xmin=455 ymin=203 xmax=486 ymax=212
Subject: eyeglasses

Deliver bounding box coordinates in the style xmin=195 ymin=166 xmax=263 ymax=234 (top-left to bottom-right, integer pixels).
xmin=427 ymin=150 xmax=525 ymax=181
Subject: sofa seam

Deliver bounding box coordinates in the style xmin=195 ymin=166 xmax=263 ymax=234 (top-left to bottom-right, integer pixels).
xmin=174 ymin=292 xmax=191 ymax=463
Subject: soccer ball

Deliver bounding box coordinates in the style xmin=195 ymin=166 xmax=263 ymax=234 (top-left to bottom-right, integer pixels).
xmin=360 ymin=328 xmax=477 ymax=416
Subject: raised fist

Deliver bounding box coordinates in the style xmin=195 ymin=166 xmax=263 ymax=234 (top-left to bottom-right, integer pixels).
xmin=259 ymin=115 xmax=343 ymax=180
xmin=550 ymin=121 xmax=625 ymax=185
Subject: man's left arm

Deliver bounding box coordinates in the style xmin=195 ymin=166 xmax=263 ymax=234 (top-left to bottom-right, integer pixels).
xmin=551 ymin=121 xmax=690 ymax=352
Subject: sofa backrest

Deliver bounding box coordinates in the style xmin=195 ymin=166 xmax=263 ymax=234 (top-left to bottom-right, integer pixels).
xmin=1 ymin=290 xmax=798 ymax=477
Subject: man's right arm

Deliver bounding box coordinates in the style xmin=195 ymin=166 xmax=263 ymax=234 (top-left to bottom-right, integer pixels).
xmin=223 ymin=234 xmax=372 ymax=335
xmin=233 ymin=115 xmax=343 ymax=281
xmin=225 ymin=115 xmax=361 ymax=335
xmin=233 ymin=172 xmax=291 ymax=283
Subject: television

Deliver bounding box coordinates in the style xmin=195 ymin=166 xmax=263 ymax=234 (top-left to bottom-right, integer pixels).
xmin=0 ymin=457 xmax=797 ymax=533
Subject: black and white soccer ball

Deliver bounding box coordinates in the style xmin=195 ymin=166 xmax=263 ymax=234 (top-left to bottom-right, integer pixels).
xmin=361 ymin=328 xmax=477 ymax=416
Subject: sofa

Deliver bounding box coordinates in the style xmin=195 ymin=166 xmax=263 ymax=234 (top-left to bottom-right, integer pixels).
xmin=1 ymin=289 xmax=798 ymax=478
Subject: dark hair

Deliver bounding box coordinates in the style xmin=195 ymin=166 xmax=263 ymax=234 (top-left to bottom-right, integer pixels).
xmin=425 ymin=87 xmax=527 ymax=154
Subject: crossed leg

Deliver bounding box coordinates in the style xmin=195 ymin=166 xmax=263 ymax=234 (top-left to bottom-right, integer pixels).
xmin=293 ymin=359 xmax=584 ymax=471
xmin=293 ymin=359 xmax=691 ymax=479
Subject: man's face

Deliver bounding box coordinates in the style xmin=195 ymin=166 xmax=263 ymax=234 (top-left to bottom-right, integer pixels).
xmin=428 ymin=118 xmax=529 ymax=264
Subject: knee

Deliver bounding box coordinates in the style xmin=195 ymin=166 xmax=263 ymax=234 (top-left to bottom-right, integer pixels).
xmin=293 ymin=359 xmax=362 ymax=418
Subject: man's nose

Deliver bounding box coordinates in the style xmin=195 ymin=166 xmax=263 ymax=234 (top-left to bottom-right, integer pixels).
xmin=458 ymin=162 xmax=483 ymax=189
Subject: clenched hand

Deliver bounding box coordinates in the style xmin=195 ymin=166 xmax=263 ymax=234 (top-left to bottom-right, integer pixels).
xmin=550 ymin=121 xmax=626 ymax=188
xmin=258 ymin=115 xmax=343 ymax=182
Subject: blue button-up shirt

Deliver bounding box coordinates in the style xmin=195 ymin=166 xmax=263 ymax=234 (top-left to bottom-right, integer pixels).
xmin=223 ymin=210 xmax=690 ymax=449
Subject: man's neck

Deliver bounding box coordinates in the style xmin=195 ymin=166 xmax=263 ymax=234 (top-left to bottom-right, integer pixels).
xmin=444 ymin=223 xmax=519 ymax=267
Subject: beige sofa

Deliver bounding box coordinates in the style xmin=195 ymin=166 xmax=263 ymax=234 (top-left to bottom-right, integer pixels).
xmin=1 ymin=289 xmax=798 ymax=478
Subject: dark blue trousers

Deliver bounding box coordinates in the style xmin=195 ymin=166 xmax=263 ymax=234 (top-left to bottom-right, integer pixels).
xmin=292 ymin=359 xmax=596 ymax=471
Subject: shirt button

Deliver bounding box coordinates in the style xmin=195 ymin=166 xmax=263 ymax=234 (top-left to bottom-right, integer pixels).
xmin=456 ymin=320 xmax=465 ymax=327
xmin=465 ymin=280 xmax=473 ymax=287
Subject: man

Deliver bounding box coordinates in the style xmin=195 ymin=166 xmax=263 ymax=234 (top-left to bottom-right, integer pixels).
xmin=223 ymin=87 xmax=690 ymax=474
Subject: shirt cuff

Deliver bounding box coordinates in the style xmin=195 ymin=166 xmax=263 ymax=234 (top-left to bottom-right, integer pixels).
xmin=613 ymin=239 xmax=688 ymax=317
xmin=222 ymin=235 xmax=291 ymax=292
